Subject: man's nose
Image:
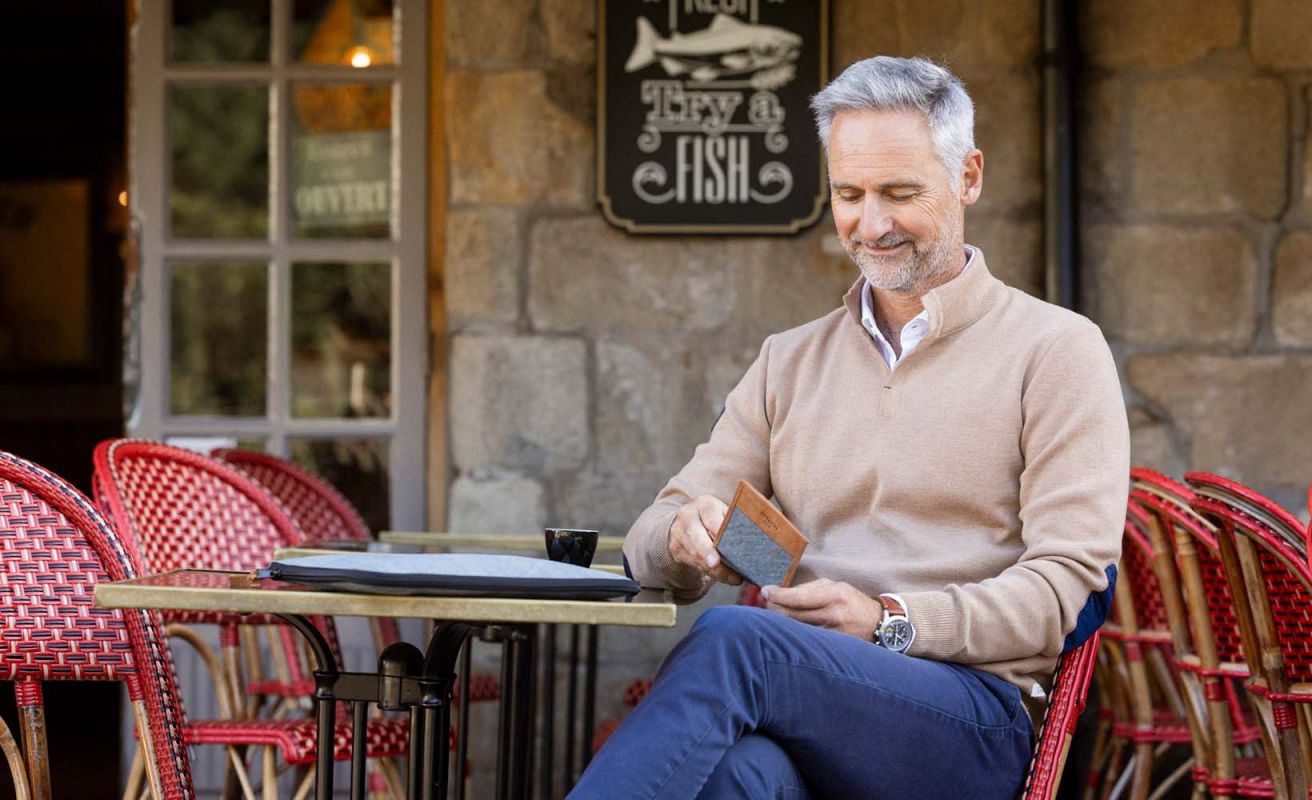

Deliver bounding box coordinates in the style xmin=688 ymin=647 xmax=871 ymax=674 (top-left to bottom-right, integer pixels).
xmin=856 ymin=198 xmax=895 ymax=242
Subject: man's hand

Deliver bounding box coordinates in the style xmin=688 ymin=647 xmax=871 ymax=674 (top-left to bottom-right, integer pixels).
xmin=762 ymin=578 xmax=883 ymax=640
xmin=667 ymin=495 xmax=743 ymax=586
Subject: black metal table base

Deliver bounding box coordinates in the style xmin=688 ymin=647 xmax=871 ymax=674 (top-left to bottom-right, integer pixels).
xmin=276 ymin=614 xmax=551 ymax=800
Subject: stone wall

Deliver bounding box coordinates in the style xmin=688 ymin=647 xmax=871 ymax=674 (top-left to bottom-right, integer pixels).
xmin=1079 ymin=0 xmax=1312 ymax=512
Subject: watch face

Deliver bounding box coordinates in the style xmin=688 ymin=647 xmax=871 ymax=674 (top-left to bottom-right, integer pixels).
xmin=880 ymin=619 xmax=913 ymax=652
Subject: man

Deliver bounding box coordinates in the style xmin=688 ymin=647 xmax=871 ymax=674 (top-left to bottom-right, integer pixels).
xmin=570 ymin=56 xmax=1128 ymax=799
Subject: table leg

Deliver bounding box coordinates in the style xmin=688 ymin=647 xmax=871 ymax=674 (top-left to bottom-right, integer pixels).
xmin=351 ymin=701 xmax=368 ymax=800
xmin=582 ymin=626 xmax=599 ymax=772
xmin=420 ymin=622 xmax=474 ymax=800
xmin=563 ymin=625 xmax=580 ymax=790
xmin=455 ymin=643 xmax=472 ymax=800
xmin=506 ymin=625 xmax=536 ymax=800
xmin=539 ymin=624 xmax=556 ymax=800
xmin=275 ymin=614 xmax=339 ymax=800
xmin=408 ymin=705 xmax=424 ymax=800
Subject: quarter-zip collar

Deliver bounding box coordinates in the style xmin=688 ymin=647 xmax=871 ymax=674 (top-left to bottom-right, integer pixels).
xmin=842 ymin=244 xmax=1004 ymax=348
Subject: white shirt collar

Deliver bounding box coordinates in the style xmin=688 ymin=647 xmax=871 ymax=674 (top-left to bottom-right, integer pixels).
xmin=860 ymin=245 xmax=976 ymax=369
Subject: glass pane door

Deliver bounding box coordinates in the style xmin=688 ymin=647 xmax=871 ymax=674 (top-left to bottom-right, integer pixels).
xmin=129 ymin=0 xmax=427 ymax=530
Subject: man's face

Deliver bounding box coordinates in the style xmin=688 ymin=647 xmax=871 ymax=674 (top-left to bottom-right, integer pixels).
xmin=827 ymin=109 xmax=980 ymax=295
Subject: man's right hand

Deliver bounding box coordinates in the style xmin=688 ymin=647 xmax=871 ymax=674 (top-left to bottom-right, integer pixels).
xmin=667 ymin=495 xmax=743 ymax=586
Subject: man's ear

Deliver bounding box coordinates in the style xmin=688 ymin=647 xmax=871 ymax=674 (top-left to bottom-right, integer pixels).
xmin=960 ymin=149 xmax=984 ymax=206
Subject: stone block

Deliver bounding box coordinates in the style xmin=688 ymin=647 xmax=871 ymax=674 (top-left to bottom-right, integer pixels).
xmin=450 ymin=334 xmax=589 ymax=472
xmin=595 ymin=338 xmax=716 ymax=479
xmin=1127 ymin=408 xmax=1184 ymax=475
xmin=448 ymin=470 xmax=545 ymax=534
xmin=555 ymin=467 xmax=676 ymax=544
xmin=1252 ymin=0 xmax=1312 ymax=70
xmin=729 ymin=219 xmax=863 ymax=336
xmin=1128 ymin=354 xmax=1312 ymax=493
xmin=542 ymin=0 xmax=595 ymax=65
xmin=1084 ymin=224 xmax=1255 ymax=346
xmin=970 ymin=70 xmax=1042 ymax=215
xmin=1083 ymin=0 xmax=1242 ymax=68
xmin=1129 ymin=77 xmax=1287 ymax=218
xmin=447 ymin=70 xmax=592 ymax=207
xmin=528 ymin=216 xmax=737 ymax=334
xmin=1273 ymin=232 xmax=1312 ymax=346
xmin=445 ymin=0 xmax=535 ymax=68
xmin=445 ymin=207 xmax=520 ymax=325
xmin=832 ymin=0 xmax=1037 ymax=72
xmin=967 ymin=216 xmax=1043 ymax=297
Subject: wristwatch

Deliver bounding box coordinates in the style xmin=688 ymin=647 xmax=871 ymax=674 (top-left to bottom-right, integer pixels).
xmin=873 ymin=593 xmax=915 ymax=654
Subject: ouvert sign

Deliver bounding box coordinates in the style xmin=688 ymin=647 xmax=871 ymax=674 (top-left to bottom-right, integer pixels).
xmin=598 ymin=0 xmax=829 ymax=234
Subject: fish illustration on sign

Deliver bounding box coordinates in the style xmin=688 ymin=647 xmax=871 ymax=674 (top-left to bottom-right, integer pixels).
xmin=624 ymin=13 xmax=802 ymax=86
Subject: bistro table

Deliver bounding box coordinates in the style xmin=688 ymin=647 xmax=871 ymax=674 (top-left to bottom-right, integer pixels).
xmin=373 ymin=532 xmax=629 ymax=792
xmin=94 ymin=569 xmax=675 ymax=800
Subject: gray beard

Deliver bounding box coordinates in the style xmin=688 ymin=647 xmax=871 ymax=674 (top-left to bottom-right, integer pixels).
xmin=846 ymin=217 xmax=963 ymax=295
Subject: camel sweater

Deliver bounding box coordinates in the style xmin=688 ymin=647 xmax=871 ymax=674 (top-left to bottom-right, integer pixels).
xmin=623 ymin=250 xmax=1129 ymax=714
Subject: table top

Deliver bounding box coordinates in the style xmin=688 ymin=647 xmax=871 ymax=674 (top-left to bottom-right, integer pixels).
xmin=94 ymin=569 xmax=675 ymax=627
xmin=378 ymin=531 xmax=627 ymax=554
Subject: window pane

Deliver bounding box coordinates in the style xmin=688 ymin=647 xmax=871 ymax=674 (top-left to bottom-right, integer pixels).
xmin=289 ymin=438 xmax=389 ymax=531
xmin=291 ymin=261 xmax=391 ymax=418
xmin=171 ymin=85 xmax=269 ymax=239
xmin=172 ymin=0 xmax=271 ymax=63
xmin=294 ymin=0 xmax=395 ymax=66
xmin=170 ymin=262 xmax=267 ymax=415
xmin=291 ymin=83 xmax=391 ymax=239
xmin=164 ymin=435 xmax=264 ymax=453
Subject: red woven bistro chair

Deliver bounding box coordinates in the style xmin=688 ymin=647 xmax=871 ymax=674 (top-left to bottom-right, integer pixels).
xmin=1131 ymin=468 xmax=1270 ymax=799
xmin=93 ymin=438 xmax=335 ymax=718
xmin=1187 ymin=472 xmax=1312 ymax=800
xmin=211 ymin=448 xmax=501 ymax=710
xmin=1020 ymin=632 xmax=1102 ymax=800
xmin=93 ymin=439 xmax=414 ymax=798
xmin=1087 ymin=506 xmax=1194 ymax=800
xmin=0 ymin=449 xmax=195 ymax=800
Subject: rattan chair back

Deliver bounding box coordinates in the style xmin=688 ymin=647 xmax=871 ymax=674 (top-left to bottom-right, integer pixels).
xmin=1187 ymin=471 xmax=1312 ymax=800
xmin=0 ymin=449 xmax=194 ymax=799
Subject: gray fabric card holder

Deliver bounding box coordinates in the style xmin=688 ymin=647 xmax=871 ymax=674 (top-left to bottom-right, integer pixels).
xmin=717 ymin=508 xmax=795 ymax=588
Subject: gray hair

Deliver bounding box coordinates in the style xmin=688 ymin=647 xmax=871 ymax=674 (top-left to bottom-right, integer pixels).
xmin=810 ymin=56 xmax=975 ymax=189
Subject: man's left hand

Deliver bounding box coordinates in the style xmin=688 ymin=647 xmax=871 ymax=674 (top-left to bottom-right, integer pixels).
xmin=761 ymin=578 xmax=884 ymax=640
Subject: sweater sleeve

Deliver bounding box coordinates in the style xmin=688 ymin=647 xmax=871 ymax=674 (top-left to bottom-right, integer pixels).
xmin=901 ymin=320 xmax=1129 ymax=664
xmin=622 ymin=337 xmax=775 ymax=603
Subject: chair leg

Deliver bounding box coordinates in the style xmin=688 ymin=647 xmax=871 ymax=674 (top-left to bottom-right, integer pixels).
xmin=122 ymin=743 xmax=146 ymax=800
xmin=16 ymin=693 xmax=51 ymax=800
xmin=224 ymin=746 xmax=259 ymax=800
xmin=1130 ymin=741 xmax=1153 ymax=800
xmin=262 ymin=746 xmax=278 ymax=800
xmin=378 ymin=757 xmax=405 ymax=799
xmin=0 ymin=715 xmax=31 ymax=800
xmin=128 ymin=699 xmax=165 ymax=800
xmin=290 ymin=768 xmax=315 ymax=800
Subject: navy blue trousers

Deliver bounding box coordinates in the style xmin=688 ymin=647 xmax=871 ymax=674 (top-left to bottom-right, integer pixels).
xmin=569 ymin=605 xmax=1034 ymax=800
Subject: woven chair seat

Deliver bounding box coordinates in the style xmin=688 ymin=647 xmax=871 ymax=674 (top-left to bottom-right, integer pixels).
xmin=185 ymin=715 xmax=420 ymax=765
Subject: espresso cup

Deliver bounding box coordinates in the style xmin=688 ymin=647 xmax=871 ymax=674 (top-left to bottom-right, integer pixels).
xmin=544 ymin=528 xmax=599 ymax=568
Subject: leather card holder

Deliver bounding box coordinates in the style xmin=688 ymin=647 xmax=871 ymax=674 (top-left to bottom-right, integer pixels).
xmin=711 ymin=479 xmax=809 ymax=588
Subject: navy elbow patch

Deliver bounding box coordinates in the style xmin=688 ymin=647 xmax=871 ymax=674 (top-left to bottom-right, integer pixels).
xmin=1062 ymin=564 xmax=1117 ymax=653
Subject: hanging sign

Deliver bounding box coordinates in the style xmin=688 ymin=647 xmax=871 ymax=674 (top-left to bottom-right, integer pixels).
xmin=598 ymin=0 xmax=828 ymax=234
